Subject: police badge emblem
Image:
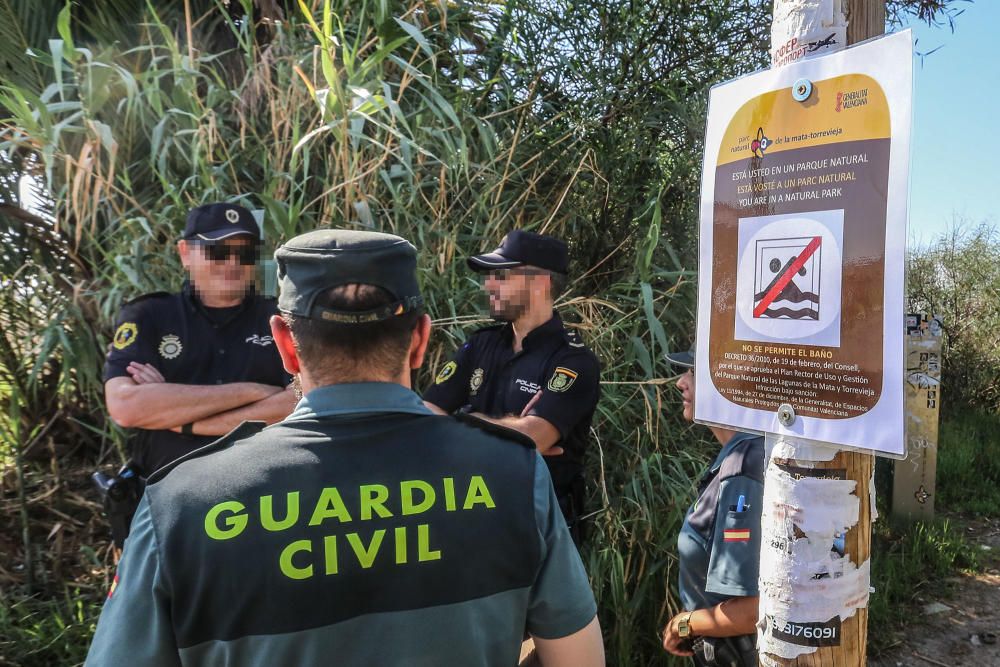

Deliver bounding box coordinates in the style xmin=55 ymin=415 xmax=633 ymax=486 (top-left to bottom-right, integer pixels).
xmin=113 ymin=322 xmax=138 ymax=350
xmin=435 ymin=361 xmax=458 ymax=384
xmin=158 ymin=334 xmax=183 ymax=360
xmin=547 ymin=367 xmax=578 ymax=392
xmin=470 ymin=368 xmax=485 ymax=395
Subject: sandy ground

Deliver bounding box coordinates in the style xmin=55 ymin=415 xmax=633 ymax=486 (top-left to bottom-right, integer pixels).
xmin=870 ymin=515 xmax=1000 ymax=667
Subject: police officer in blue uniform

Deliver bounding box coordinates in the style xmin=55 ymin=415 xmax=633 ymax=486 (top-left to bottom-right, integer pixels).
xmin=103 ymin=202 xmax=295 ymax=478
xmin=423 ymin=230 xmax=600 ymax=541
xmin=661 ymin=348 xmax=763 ymax=667
xmin=86 ymin=229 xmax=605 ymax=667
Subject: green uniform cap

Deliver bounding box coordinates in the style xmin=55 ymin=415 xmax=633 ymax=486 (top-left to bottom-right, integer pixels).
xmin=275 ymin=229 xmax=423 ymax=324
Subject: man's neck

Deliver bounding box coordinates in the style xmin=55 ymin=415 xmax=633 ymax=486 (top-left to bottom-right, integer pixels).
xmin=511 ymin=304 xmax=555 ymax=353
xmin=709 ymin=425 xmax=739 ymax=447
xmin=299 ymin=369 xmax=411 ymax=396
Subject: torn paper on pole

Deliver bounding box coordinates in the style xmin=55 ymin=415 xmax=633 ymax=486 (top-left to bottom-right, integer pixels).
xmin=757 ymin=435 xmax=869 ymax=660
xmin=771 ymin=0 xmax=847 ymax=67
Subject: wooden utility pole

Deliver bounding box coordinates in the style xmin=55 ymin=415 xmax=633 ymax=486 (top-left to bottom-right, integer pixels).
xmin=759 ymin=2 xmax=884 ymax=666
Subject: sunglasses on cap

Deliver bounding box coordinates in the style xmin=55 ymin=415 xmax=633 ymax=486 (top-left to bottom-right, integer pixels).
xmin=194 ymin=241 xmax=259 ymax=265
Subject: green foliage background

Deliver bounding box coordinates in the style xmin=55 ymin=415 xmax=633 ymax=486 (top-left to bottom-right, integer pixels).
xmin=0 ymin=1 xmax=974 ymax=665
xmin=906 ymin=222 xmax=1000 ymax=413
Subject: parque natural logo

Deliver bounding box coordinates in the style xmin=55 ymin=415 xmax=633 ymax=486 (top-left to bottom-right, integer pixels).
xmin=751 ymin=127 xmax=772 ymax=157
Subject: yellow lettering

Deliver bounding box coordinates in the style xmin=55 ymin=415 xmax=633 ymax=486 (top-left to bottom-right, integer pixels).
xmin=400 ymin=480 xmax=435 ymax=515
xmin=359 ymin=484 xmax=392 ymax=520
xmin=260 ymin=492 xmax=299 ymax=532
xmin=347 ymin=530 xmax=386 ymax=568
xmin=324 ymin=535 xmax=338 ymax=575
xmin=204 ymin=501 xmax=248 ymax=540
xmin=395 ymin=526 xmax=407 ymax=564
xmin=309 ymin=487 xmax=353 ymax=525
xmin=279 ymin=539 xmax=313 ymax=580
xmin=443 ymin=477 xmax=456 ymax=511
xmin=417 ymin=524 xmax=441 ymax=562
xmin=463 ymin=475 xmax=496 ymax=510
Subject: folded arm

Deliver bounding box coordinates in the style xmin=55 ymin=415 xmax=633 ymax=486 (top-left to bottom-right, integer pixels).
xmin=173 ymin=385 xmax=297 ymax=436
xmin=105 ymin=368 xmax=285 ymax=431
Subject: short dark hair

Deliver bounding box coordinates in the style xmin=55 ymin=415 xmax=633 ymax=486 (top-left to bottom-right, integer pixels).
xmin=284 ymin=284 xmax=422 ymax=382
xmin=548 ymin=270 xmax=567 ymax=299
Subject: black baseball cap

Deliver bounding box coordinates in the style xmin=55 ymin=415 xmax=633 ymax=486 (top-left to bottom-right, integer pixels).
xmin=467 ymin=230 xmax=569 ymax=274
xmin=182 ymin=203 xmax=261 ymax=241
xmin=664 ymin=346 xmax=695 ymax=369
xmin=275 ymin=229 xmax=423 ymax=324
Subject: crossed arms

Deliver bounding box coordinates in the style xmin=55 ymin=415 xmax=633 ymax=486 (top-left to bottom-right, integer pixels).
xmin=105 ymin=362 xmax=296 ymax=436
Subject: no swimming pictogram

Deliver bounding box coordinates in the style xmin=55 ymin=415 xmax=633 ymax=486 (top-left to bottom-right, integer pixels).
xmin=734 ymin=210 xmax=843 ymax=348
xmin=753 ymin=236 xmax=822 ymax=319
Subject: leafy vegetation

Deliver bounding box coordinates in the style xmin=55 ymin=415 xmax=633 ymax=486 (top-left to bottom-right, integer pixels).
xmin=907 ymin=221 xmax=1000 ymax=413
xmin=936 ymin=409 xmax=1000 ymax=516
xmin=0 ymin=1 xmax=974 ymax=665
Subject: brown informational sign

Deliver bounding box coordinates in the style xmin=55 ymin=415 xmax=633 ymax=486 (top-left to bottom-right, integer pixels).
xmin=695 ymin=31 xmax=912 ymax=457
xmin=892 ymin=314 xmax=942 ymax=521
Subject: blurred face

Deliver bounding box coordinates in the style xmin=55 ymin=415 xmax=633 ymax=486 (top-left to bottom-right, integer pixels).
xmin=676 ymin=369 xmax=694 ymax=423
xmin=482 ymin=267 xmax=549 ymax=321
xmin=178 ymin=237 xmax=258 ymax=305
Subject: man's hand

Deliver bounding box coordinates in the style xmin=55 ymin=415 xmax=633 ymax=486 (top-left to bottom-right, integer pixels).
xmin=661 ymin=612 xmax=694 ymax=657
xmin=520 ymin=390 xmax=543 ymax=418
xmin=126 ymin=362 xmax=165 ymax=385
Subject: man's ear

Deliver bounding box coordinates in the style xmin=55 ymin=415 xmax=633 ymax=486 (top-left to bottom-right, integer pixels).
xmin=177 ymin=239 xmax=192 ymax=270
xmin=408 ymin=314 xmax=432 ymax=370
xmin=270 ymin=315 xmax=301 ymax=375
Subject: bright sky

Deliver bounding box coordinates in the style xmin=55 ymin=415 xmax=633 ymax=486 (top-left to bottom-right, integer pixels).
xmin=902 ymin=2 xmax=1000 ymax=248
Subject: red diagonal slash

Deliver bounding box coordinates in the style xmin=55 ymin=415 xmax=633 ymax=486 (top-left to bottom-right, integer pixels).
xmin=753 ymin=236 xmax=822 ymax=318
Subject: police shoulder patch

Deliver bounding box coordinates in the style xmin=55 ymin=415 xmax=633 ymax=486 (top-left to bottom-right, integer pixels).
xmin=547 ymin=366 xmax=578 ymax=392
xmin=435 ymin=361 xmax=458 ymax=384
xmin=113 ymin=322 xmax=138 ymax=350
xmin=146 ymin=421 xmax=266 ymax=485
xmin=454 ymin=412 xmax=535 ymax=449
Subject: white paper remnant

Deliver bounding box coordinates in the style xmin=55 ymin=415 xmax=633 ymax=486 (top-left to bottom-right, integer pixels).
xmin=757 ymin=435 xmax=869 ymax=659
xmin=772 ymin=0 xmax=848 ymax=67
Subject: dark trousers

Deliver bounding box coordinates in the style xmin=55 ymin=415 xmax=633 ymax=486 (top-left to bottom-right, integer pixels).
xmin=691 ymin=634 xmax=757 ymax=667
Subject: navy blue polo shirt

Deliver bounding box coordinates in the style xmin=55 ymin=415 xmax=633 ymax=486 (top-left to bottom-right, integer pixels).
xmin=103 ymin=282 xmax=290 ymax=473
xmin=422 ymin=313 xmax=600 ymax=496
xmin=677 ymin=432 xmax=765 ymax=611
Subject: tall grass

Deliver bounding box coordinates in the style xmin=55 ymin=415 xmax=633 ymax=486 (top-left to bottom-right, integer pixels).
xmin=936 ymin=410 xmax=1000 ymax=516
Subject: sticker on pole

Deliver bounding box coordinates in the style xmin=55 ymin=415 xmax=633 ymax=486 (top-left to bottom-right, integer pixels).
xmin=694 ymin=31 xmax=913 ymax=457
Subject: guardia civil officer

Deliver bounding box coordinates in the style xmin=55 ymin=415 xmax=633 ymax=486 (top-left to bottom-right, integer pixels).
xmin=423 ymin=230 xmax=600 ymax=541
xmin=103 ymin=202 xmax=295 ymax=475
xmin=660 ymin=347 xmax=763 ymax=667
xmin=86 ymin=229 xmax=605 ymax=667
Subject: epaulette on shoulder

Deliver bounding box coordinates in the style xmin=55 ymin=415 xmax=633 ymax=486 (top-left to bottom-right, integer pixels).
xmin=563 ymin=328 xmax=588 ymax=349
xmin=719 ymin=434 xmax=766 ymax=484
xmin=146 ymin=420 xmax=266 ymax=485
xmin=472 ymin=323 xmax=505 ymax=336
xmin=454 ymin=412 xmax=536 ymax=449
xmin=123 ymin=291 xmax=171 ymax=308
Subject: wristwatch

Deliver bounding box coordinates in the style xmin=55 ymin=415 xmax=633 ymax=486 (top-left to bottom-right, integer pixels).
xmin=677 ymin=611 xmax=694 ymax=638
